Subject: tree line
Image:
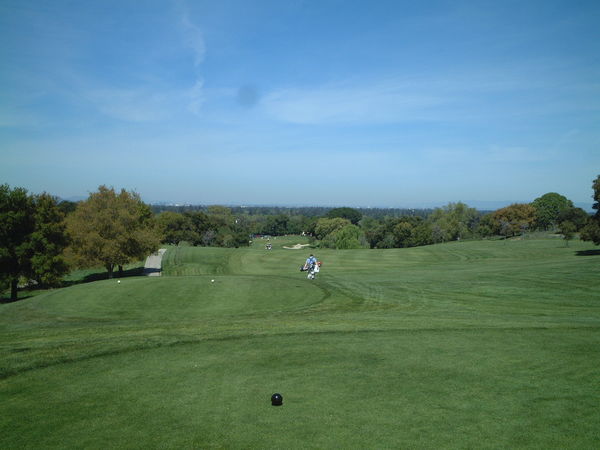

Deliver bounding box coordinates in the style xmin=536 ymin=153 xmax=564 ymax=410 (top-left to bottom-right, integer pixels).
xmin=2 ymin=176 xmax=600 ymax=300
xmin=153 ymin=182 xmax=600 ymax=250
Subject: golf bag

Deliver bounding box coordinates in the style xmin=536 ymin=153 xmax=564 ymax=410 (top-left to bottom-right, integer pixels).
xmin=307 ymin=262 xmax=320 ymax=279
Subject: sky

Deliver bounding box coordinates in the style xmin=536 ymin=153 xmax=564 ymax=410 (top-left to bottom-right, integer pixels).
xmin=1 ymin=0 xmax=599 ymax=209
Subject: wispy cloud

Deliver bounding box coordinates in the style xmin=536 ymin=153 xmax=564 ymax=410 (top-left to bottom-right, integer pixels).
xmin=76 ymin=3 xmax=209 ymax=122
xmin=180 ymin=11 xmax=206 ymax=67
xmin=178 ymin=3 xmax=206 ymax=115
xmin=74 ymin=4 xmax=209 ymax=122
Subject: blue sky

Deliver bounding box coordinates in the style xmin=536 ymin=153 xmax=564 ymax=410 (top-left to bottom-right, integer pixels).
xmin=1 ymin=0 xmax=599 ymax=208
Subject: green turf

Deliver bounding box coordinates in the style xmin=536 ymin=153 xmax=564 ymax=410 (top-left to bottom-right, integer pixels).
xmin=1 ymin=237 xmax=600 ymax=448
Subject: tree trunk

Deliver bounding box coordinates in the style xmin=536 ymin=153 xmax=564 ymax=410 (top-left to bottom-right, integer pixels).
xmin=106 ymin=263 xmax=114 ymax=279
xmin=11 ymin=278 xmax=18 ymax=301
xmin=118 ymin=265 xmax=124 ymax=278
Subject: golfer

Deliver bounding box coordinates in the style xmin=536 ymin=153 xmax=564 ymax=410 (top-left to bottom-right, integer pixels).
xmin=305 ymin=254 xmax=317 ymax=270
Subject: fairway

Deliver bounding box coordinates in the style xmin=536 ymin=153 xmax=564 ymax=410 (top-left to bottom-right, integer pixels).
xmin=2 ymin=237 xmax=600 ymax=448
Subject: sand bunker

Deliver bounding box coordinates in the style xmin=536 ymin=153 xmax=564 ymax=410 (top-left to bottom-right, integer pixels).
xmin=283 ymin=243 xmax=311 ymax=250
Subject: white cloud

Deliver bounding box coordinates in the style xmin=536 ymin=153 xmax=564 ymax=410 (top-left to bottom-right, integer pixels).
xmin=177 ymin=3 xmax=206 ymax=115
xmin=180 ymin=11 xmax=206 ymax=67
xmin=76 ymin=6 xmax=208 ymax=122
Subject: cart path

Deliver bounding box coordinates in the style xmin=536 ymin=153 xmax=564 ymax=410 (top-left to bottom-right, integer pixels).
xmin=144 ymin=248 xmax=167 ymax=276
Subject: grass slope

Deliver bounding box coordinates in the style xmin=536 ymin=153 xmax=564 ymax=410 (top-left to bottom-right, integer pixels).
xmin=1 ymin=236 xmax=600 ymax=448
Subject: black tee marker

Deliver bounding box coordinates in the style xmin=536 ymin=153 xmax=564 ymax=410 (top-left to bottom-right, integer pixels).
xmin=271 ymin=393 xmax=283 ymax=406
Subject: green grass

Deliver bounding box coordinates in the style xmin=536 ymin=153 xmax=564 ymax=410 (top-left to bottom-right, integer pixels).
xmin=1 ymin=237 xmax=600 ymax=448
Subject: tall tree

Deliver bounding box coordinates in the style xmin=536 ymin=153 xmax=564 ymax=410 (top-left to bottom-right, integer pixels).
xmin=66 ymin=186 xmax=162 ymax=278
xmin=29 ymin=193 xmax=69 ymax=286
xmin=580 ymin=175 xmax=600 ymax=245
xmin=531 ymin=192 xmax=574 ymax=230
xmin=0 ymin=185 xmax=35 ymax=300
xmin=0 ymin=186 xmax=68 ymax=300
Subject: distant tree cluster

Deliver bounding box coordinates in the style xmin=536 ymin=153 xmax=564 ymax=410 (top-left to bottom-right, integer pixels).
xmin=305 ymin=188 xmax=597 ymax=249
xmin=152 ymin=204 xmax=433 ymax=220
xmin=358 ymin=203 xmax=479 ymax=249
xmin=475 ymin=192 xmax=590 ymax=242
xmin=156 ymin=206 xmax=250 ymax=248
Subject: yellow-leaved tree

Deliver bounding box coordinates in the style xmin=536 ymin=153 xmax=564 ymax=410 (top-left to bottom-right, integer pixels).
xmin=66 ymin=186 xmax=162 ymax=278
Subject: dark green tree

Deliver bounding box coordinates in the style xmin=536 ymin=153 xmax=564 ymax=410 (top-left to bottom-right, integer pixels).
xmin=557 ymin=207 xmax=590 ymax=231
xmin=393 ymin=221 xmax=414 ymax=247
xmin=531 ymin=192 xmax=574 ymax=230
xmin=326 ymin=207 xmax=362 ymax=225
xmin=0 ymin=186 xmax=68 ymax=300
xmin=29 ymin=193 xmax=69 ymax=286
xmin=156 ymin=211 xmax=196 ymax=245
xmin=580 ymin=175 xmax=600 ymax=245
xmin=558 ymin=221 xmax=576 ymax=247
xmin=412 ymin=222 xmax=434 ymax=246
xmin=359 ymin=217 xmax=386 ymax=248
xmin=57 ymin=200 xmax=78 ymax=215
xmin=0 ymin=185 xmax=35 ymax=300
xmin=475 ymin=213 xmax=497 ymax=237
xmin=263 ymin=214 xmax=289 ymax=236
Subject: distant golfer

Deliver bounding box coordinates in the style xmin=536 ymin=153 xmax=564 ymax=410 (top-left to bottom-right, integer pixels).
xmin=304 ymin=254 xmax=319 ymax=279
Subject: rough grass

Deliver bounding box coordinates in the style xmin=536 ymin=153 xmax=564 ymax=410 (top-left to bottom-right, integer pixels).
xmin=1 ymin=237 xmax=599 ymax=448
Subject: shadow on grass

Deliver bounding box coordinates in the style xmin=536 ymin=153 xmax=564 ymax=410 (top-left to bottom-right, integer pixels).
xmin=0 ymin=295 xmax=34 ymax=304
xmin=62 ymin=265 xmax=145 ymax=286
xmin=1 ymin=265 xmax=145 ymax=304
xmin=575 ymin=249 xmax=600 ymax=256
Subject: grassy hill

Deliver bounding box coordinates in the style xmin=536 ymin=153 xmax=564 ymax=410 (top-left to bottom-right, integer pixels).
xmin=1 ymin=236 xmax=600 ymax=448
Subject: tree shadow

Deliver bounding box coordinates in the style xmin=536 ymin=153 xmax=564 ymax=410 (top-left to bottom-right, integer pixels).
xmin=575 ymin=249 xmax=600 ymax=256
xmin=62 ymin=265 xmax=145 ymax=286
xmin=1 ymin=265 xmax=146 ymax=304
xmin=0 ymin=295 xmax=33 ymax=304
